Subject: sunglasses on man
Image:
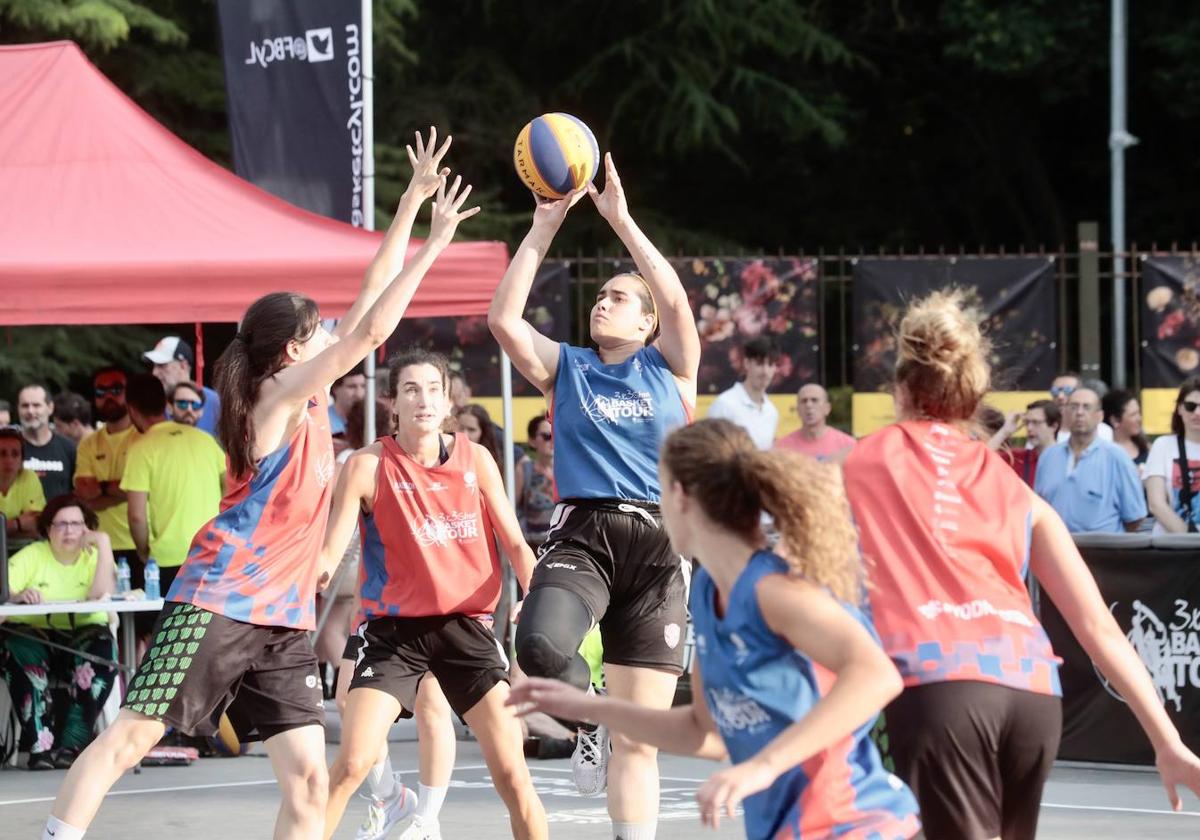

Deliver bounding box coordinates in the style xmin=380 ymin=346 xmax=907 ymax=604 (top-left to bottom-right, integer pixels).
xmin=174 ymin=399 xmax=203 ymax=412
xmin=94 ymin=385 xmax=125 ymax=397
xmin=1049 ymin=384 xmax=1076 ymax=398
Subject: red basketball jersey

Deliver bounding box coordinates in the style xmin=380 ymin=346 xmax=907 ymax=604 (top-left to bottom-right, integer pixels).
xmin=169 ymin=391 xmax=336 ymax=630
xmin=843 ymin=421 xmax=1061 ymax=696
xmin=357 ymin=433 xmax=501 ymax=621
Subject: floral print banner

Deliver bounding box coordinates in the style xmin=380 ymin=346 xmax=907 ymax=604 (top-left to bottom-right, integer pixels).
xmin=1141 ymin=256 xmax=1200 ymax=387
xmin=852 ymin=257 xmax=1058 ymax=392
xmin=684 ymin=257 xmax=821 ymax=394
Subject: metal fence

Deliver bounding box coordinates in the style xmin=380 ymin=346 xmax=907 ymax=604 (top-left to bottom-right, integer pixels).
xmin=557 ymin=243 xmax=1200 ymax=393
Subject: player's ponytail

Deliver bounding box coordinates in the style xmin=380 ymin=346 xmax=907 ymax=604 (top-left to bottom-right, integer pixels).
xmin=216 ymin=292 xmax=321 ymax=476
xmin=660 ymin=419 xmax=860 ymax=602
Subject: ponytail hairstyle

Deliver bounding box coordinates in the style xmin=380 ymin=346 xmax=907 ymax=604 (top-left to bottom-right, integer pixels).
xmin=894 ymin=289 xmax=991 ymax=424
xmin=660 ymin=418 xmax=860 ymax=602
xmin=216 ymin=292 xmax=321 ymax=476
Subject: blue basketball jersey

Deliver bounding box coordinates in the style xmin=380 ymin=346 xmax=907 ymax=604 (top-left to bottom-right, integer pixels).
xmin=551 ymin=343 xmax=691 ymax=501
xmin=690 ymin=552 xmax=920 ymax=840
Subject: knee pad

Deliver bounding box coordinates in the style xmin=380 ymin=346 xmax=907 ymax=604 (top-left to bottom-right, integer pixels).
xmin=515 ymin=586 xmax=593 ymax=685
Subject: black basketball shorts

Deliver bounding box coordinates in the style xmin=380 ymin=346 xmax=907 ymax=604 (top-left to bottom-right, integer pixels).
xmin=123 ymin=601 xmax=325 ymax=742
xmin=531 ymin=499 xmax=690 ymax=675
xmin=349 ymin=614 xmax=510 ymax=718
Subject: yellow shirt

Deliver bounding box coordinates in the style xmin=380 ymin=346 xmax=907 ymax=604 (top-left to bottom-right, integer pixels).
xmin=120 ymin=421 xmax=225 ymax=568
xmin=74 ymin=423 xmax=140 ymax=550
xmin=6 ymin=541 xmax=108 ymax=629
xmin=0 ymin=469 xmax=46 ymax=521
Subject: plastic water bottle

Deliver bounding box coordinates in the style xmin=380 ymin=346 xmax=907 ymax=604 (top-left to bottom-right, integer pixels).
xmin=116 ymin=557 xmax=131 ymax=595
xmin=144 ymin=557 xmax=160 ymax=600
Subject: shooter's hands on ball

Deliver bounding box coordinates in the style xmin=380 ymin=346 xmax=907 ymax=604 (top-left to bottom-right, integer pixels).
xmin=506 ymin=675 xmax=596 ymax=724
xmin=696 ymin=760 xmax=775 ymax=830
xmin=589 ymin=152 xmax=628 ymax=227
xmin=427 ymin=174 xmax=481 ymax=245
xmin=531 ymin=188 xmax=586 ymax=230
xmin=404 ymin=126 xmax=452 ymax=203
xmin=1155 ymin=738 xmax=1200 ymax=810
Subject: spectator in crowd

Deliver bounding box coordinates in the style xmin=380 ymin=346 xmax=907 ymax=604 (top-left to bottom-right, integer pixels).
xmin=456 ymin=403 xmax=502 ymax=466
xmin=990 ymin=400 xmax=1061 ymax=487
xmin=52 ymin=392 xmax=93 ymax=444
xmin=18 ymin=384 xmax=76 ymax=499
xmin=1103 ymin=388 xmax=1149 ymax=469
xmin=314 ymin=398 xmax=395 ymax=678
xmin=706 ymin=336 xmax=779 ymax=449
xmin=977 ymin=405 xmax=1009 ymax=453
xmin=329 ymin=364 xmax=367 ymax=439
xmin=774 ymin=383 xmax=855 ymax=463
xmin=169 ymin=381 xmax=206 ymax=429
xmin=449 ymin=371 xmax=518 ymax=461
xmin=1034 ymin=387 xmax=1145 ymax=532
xmin=2 ymin=494 xmax=117 ymax=770
xmin=375 ymin=362 xmax=393 ymax=411
xmin=1 ymin=427 xmax=45 ymax=539
xmin=74 ymin=368 xmax=140 ymax=578
xmin=1144 ymin=377 xmax=1200 ymax=534
xmin=0 ymin=398 xmax=11 ymax=426
xmin=515 ymin=414 xmax=556 ymax=548
xmin=142 ymin=336 xmax=221 ymax=436
xmin=449 ymin=371 xmax=472 ymax=411
xmin=120 ymin=374 xmax=225 ymax=629
xmin=1051 ymin=371 xmax=1112 ymax=443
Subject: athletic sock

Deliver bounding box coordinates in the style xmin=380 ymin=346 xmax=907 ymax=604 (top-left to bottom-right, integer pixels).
xmin=416 ymin=783 xmax=448 ymax=820
xmin=366 ymin=754 xmax=397 ymax=800
xmin=612 ymin=821 xmax=656 ymax=840
xmin=43 ymin=816 xmax=86 ymax=840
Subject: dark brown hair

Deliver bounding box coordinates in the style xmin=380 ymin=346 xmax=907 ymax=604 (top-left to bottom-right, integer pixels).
xmin=660 ymin=418 xmax=860 ymax=602
xmin=387 ymin=347 xmax=450 ymax=396
xmin=216 ymin=292 xmax=321 ymax=476
xmin=457 ymin=404 xmax=501 ymax=466
xmin=1171 ymin=377 xmax=1200 ymax=438
xmin=37 ymin=494 xmax=99 ymax=540
xmin=344 ymin=399 xmax=395 ymax=450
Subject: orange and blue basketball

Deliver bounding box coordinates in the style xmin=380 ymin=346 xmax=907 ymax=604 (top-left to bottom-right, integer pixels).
xmin=207 ymin=712 xmax=248 ymax=756
xmin=513 ymin=113 xmax=600 ymax=199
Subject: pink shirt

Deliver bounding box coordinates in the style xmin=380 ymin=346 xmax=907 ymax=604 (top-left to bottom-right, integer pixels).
xmin=774 ymin=426 xmax=856 ymax=462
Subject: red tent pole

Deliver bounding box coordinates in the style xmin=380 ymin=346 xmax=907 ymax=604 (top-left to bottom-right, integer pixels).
xmin=194 ymin=322 xmax=204 ymax=386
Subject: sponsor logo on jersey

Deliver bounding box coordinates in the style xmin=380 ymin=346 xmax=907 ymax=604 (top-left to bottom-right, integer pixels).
xmin=706 ymin=686 xmax=772 ymax=736
xmin=411 ymin=511 xmax=480 ymax=547
xmin=580 ymin=389 xmax=655 ymax=424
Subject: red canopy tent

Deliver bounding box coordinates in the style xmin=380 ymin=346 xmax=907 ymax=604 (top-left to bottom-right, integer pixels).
xmin=0 ymin=41 xmax=507 ymax=326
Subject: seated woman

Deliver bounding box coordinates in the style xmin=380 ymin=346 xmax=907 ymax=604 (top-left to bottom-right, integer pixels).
xmin=0 ymin=427 xmax=46 ymax=540
xmin=2 ymin=494 xmax=117 ymax=770
xmin=515 ymin=414 xmax=556 ymax=549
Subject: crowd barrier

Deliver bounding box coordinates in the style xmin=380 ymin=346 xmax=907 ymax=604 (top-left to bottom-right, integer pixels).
xmin=1040 ymin=533 xmax=1200 ymax=764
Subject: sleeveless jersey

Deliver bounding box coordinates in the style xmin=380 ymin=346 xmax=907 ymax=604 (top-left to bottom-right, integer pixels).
xmin=551 ymin=343 xmax=691 ymax=501
xmin=357 ymin=433 xmax=500 ymax=621
xmin=843 ymin=421 xmax=1061 ymax=695
xmin=168 ymin=391 xmax=335 ymax=630
xmin=691 ymin=552 xmax=920 ymax=840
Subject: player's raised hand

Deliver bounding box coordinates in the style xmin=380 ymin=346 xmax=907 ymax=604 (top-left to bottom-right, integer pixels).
xmin=405 ymin=126 xmax=453 ymax=203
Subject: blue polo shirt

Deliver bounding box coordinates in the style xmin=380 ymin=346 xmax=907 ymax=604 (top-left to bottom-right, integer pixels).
xmin=1034 ymin=437 xmax=1146 ymax=533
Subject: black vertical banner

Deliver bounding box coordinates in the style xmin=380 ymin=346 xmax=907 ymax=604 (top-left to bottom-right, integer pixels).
xmin=1140 ymin=256 xmax=1200 ymax=387
xmin=851 ymin=257 xmax=1058 ymax=392
xmin=217 ymin=0 xmax=366 ymax=224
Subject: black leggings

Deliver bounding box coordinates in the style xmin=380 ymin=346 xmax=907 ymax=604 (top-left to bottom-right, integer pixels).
xmin=514 ymin=585 xmax=593 ymax=693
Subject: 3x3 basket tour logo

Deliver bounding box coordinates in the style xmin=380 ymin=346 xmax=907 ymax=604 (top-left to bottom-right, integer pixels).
xmin=1097 ymin=598 xmax=1200 ymax=711
xmin=411 ymin=512 xmax=480 ymax=547
xmin=581 ymin=389 xmax=655 ymax=424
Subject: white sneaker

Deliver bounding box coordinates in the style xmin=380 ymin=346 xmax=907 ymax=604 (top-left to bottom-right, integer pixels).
xmin=396 ymin=814 xmax=442 ymax=840
xmin=355 ymin=776 xmax=416 ymax=840
xmin=572 ymin=723 xmax=610 ymax=796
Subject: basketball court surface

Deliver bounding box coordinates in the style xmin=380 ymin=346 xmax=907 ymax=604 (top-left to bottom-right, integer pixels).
xmin=3 ymin=736 xmax=1198 ymax=838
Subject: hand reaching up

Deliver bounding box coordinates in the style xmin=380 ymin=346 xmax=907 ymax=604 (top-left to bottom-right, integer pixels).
xmin=588 ymin=152 xmax=629 ymax=227
xmin=427 ymin=173 xmax=481 ymax=246
xmin=404 ymin=126 xmax=452 ymax=203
